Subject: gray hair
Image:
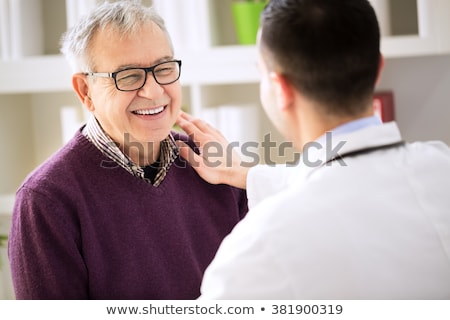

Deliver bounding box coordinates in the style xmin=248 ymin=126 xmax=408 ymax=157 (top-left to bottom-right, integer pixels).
xmin=60 ymin=0 xmax=173 ymax=73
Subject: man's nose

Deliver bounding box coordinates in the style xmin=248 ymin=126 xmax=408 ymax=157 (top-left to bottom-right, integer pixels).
xmin=137 ymin=72 xmax=164 ymax=98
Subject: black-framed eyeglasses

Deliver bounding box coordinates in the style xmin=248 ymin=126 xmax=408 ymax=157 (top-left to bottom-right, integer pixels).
xmin=84 ymin=60 xmax=182 ymax=92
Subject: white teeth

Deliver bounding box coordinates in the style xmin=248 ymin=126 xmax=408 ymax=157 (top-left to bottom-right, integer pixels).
xmin=134 ymin=106 xmax=165 ymax=115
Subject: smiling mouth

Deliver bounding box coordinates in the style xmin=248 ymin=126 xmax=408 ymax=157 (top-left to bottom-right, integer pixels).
xmin=132 ymin=106 xmax=166 ymax=116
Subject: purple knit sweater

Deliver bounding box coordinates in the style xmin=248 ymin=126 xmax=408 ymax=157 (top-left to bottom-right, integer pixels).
xmin=9 ymin=130 xmax=248 ymax=299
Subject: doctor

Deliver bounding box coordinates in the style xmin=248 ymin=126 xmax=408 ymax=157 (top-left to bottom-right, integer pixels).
xmin=176 ymin=0 xmax=450 ymax=299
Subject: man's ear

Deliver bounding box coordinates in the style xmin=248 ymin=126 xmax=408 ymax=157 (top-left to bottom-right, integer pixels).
xmin=72 ymin=74 xmax=94 ymax=111
xmin=270 ymin=72 xmax=294 ymax=111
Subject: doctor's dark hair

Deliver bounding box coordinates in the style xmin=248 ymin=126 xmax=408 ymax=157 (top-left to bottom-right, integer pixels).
xmin=260 ymin=0 xmax=381 ymax=116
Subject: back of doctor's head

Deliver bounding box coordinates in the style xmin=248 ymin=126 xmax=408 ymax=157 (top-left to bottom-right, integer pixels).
xmin=60 ymin=0 xmax=173 ymax=73
xmin=260 ymin=0 xmax=381 ymax=116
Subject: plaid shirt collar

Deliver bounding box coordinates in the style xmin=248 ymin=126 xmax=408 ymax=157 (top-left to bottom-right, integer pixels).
xmin=82 ymin=115 xmax=179 ymax=187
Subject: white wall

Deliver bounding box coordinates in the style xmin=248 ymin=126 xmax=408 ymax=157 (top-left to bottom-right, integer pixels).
xmin=0 ymin=95 xmax=34 ymax=194
xmin=378 ymin=54 xmax=450 ymax=145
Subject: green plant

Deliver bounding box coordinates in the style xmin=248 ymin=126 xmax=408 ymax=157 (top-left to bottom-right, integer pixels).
xmin=231 ymin=0 xmax=266 ymax=45
xmin=0 ymin=234 xmax=7 ymax=247
xmin=0 ymin=234 xmax=7 ymax=269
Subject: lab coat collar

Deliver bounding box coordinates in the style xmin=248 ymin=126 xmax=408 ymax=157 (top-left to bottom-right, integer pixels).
xmin=295 ymin=121 xmax=403 ymax=180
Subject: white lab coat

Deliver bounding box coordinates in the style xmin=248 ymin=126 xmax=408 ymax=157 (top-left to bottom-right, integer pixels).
xmin=200 ymin=122 xmax=450 ymax=299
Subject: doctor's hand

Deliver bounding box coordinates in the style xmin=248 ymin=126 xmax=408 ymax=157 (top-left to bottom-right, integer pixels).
xmin=176 ymin=111 xmax=249 ymax=190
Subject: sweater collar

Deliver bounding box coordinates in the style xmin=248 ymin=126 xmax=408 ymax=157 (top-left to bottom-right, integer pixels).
xmin=82 ymin=115 xmax=179 ymax=187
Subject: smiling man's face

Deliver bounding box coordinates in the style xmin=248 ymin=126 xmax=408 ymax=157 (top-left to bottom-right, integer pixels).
xmin=85 ymin=21 xmax=182 ymax=154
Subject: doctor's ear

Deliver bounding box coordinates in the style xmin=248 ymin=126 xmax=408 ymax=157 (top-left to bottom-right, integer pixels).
xmin=270 ymin=72 xmax=294 ymax=111
xmin=72 ymin=74 xmax=95 ymax=111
